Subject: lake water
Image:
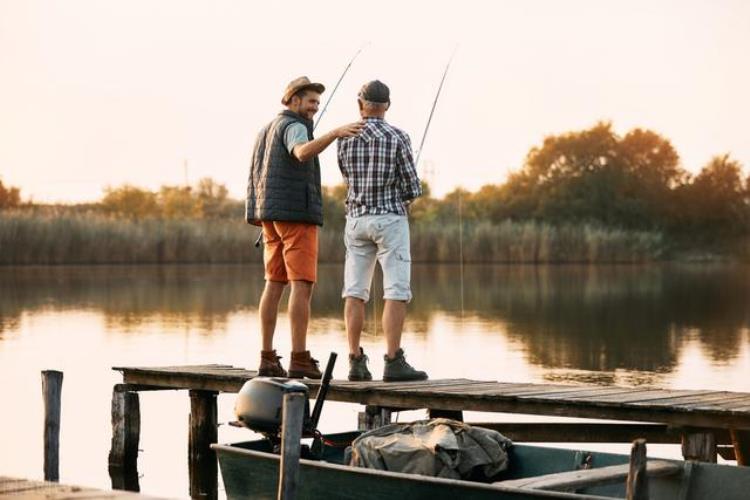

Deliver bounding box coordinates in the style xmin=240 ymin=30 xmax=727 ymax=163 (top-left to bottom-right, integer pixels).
xmin=1 ymin=263 xmax=749 ymax=498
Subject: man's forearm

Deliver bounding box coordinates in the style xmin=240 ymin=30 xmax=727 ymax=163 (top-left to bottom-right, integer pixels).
xmin=293 ymin=131 xmax=337 ymax=162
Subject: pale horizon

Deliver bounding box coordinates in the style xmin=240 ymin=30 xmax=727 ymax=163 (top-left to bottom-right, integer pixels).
xmin=1 ymin=0 xmax=749 ymax=203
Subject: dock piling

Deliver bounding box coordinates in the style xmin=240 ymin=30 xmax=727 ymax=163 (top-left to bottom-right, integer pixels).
xmin=626 ymin=438 xmax=648 ymax=500
xmin=108 ymin=385 xmax=141 ymax=470
xmin=188 ymin=390 xmax=217 ymax=500
xmin=108 ymin=384 xmax=141 ymax=492
xmin=358 ymin=405 xmax=392 ymax=431
xmin=730 ymin=429 xmax=750 ymax=466
xmin=278 ymin=392 xmax=305 ymax=500
xmin=42 ymin=370 xmax=63 ymax=482
xmin=681 ymin=431 xmax=717 ymax=462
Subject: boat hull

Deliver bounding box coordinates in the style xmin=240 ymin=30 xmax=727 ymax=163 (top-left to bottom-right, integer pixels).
xmin=213 ymin=432 xmax=750 ymax=500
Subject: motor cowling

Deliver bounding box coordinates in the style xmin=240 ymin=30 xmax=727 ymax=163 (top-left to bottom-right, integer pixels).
xmin=234 ymin=377 xmax=311 ymax=435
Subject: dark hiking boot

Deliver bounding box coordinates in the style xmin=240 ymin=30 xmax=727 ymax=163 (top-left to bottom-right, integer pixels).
xmin=258 ymin=350 xmax=287 ymax=377
xmin=348 ymin=348 xmax=373 ymax=381
xmin=383 ymin=348 xmax=428 ymax=382
xmin=288 ymin=350 xmax=322 ymax=379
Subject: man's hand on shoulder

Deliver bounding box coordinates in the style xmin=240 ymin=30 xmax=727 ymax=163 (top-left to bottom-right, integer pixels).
xmin=292 ymin=121 xmax=364 ymax=162
xmin=333 ymin=121 xmax=364 ymax=139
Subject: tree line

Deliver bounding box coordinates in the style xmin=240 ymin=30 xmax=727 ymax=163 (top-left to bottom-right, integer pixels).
xmin=3 ymin=122 xmax=749 ymax=250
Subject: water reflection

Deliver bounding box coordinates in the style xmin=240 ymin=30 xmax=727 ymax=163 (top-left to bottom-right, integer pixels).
xmin=1 ymin=263 xmax=749 ymax=376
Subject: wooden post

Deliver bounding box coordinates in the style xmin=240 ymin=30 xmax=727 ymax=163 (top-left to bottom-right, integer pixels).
xmin=681 ymin=431 xmax=717 ymax=463
xmin=189 ymin=390 xmax=217 ymax=500
xmin=358 ymin=405 xmax=392 ymax=431
xmin=278 ymin=392 xmax=305 ymax=500
xmin=108 ymin=384 xmax=141 ymax=492
xmin=730 ymin=429 xmax=750 ymax=466
xmin=108 ymin=385 xmax=141 ymax=470
xmin=626 ymin=438 xmax=648 ymax=500
xmin=42 ymin=370 xmax=63 ymax=482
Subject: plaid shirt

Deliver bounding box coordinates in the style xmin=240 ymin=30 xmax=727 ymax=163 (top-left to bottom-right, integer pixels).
xmin=337 ymin=117 xmax=422 ymax=217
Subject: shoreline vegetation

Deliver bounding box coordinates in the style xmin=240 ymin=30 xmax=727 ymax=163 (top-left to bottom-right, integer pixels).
xmin=0 ymin=211 xmax=667 ymax=265
xmin=2 ymin=123 xmax=748 ymax=265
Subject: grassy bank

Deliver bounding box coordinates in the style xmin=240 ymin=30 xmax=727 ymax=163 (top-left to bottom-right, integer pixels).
xmin=0 ymin=212 xmax=666 ymax=265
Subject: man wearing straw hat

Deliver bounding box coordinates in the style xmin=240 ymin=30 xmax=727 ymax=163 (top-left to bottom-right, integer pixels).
xmin=247 ymin=76 xmax=362 ymax=378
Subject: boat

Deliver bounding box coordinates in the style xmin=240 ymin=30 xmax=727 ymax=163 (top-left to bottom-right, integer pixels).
xmin=212 ymin=431 xmax=750 ymax=499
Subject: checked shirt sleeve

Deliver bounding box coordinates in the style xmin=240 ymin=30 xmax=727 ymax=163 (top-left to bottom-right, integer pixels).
xmin=396 ymin=134 xmax=422 ymax=203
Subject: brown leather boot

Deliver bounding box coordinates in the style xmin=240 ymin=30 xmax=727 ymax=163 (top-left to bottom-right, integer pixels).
xmin=288 ymin=351 xmax=322 ymax=379
xmin=258 ymin=350 xmax=287 ymax=377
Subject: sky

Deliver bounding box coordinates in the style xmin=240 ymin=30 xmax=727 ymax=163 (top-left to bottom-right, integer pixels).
xmin=1 ymin=0 xmax=749 ymax=203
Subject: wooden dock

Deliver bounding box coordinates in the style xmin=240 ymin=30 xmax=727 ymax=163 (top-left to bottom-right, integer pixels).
xmin=0 ymin=476 xmax=163 ymax=499
xmin=110 ymin=364 xmax=750 ymax=499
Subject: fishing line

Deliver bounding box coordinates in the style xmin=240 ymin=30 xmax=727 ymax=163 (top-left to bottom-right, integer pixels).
xmin=314 ymin=42 xmax=369 ymax=131
xmin=413 ymin=46 xmax=465 ymax=321
xmin=458 ymin=189 xmax=465 ymax=320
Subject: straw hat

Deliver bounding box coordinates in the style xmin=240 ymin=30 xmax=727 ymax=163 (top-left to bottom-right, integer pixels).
xmin=281 ymin=76 xmax=325 ymax=105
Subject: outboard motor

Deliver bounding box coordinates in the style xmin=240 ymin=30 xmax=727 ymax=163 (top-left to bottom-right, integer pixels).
xmin=235 ymin=378 xmax=311 ymax=435
xmin=234 ymin=353 xmax=337 ymax=453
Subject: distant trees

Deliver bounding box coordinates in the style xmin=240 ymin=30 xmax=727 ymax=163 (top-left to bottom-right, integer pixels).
xmin=499 ymin=122 xmax=686 ymax=228
xmin=102 ymin=185 xmax=159 ymax=218
xmin=101 ymin=178 xmax=240 ymax=219
xmin=408 ymin=123 xmax=749 ymax=248
xmin=0 ymin=180 xmax=21 ymax=210
xmin=673 ymin=155 xmax=749 ymax=241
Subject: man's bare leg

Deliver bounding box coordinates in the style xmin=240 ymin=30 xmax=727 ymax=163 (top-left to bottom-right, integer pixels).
xmin=345 ymin=297 xmax=366 ymax=356
xmin=289 ymin=280 xmax=314 ymax=353
xmin=259 ymin=280 xmax=286 ymax=351
xmin=382 ymin=299 xmax=407 ymax=358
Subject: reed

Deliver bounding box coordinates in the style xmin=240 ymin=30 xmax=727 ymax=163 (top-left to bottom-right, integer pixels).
xmin=411 ymin=220 xmax=664 ymax=263
xmin=0 ymin=212 xmax=664 ymax=265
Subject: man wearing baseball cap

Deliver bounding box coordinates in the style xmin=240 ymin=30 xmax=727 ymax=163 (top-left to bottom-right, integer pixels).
xmin=247 ymin=76 xmax=362 ymax=378
xmin=337 ymin=80 xmax=427 ymax=382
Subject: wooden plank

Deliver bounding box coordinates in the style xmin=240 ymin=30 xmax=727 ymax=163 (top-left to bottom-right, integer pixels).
xmin=465 ymin=383 xmax=576 ymax=396
xmin=706 ymin=396 xmax=750 ymax=408
xmin=628 ymin=392 xmax=750 ymax=407
xmin=563 ymin=390 xmax=715 ymax=404
xmin=388 ymin=382 xmax=516 ymax=394
xmin=498 ymin=458 xmax=678 ymax=491
xmin=115 ymin=364 xmax=236 ymax=370
xmin=352 ymin=379 xmax=492 ymax=392
xmin=120 ymin=372 xmax=248 ymax=392
xmin=507 ymin=386 xmax=628 ymax=398
xmin=679 ymin=398 xmax=750 ymax=411
xmin=519 ymin=387 xmax=655 ymax=402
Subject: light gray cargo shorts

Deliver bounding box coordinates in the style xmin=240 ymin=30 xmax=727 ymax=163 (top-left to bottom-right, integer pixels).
xmin=342 ymin=214 xmax=412 ymax=302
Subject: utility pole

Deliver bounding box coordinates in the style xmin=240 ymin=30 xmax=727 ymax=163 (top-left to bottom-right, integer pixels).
xmin=183 ymin=159 xmax=190 ymax=187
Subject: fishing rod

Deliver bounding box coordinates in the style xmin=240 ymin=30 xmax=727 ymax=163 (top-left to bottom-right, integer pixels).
xmin=413 ymin=47 xmax=465 ymax=319
xmin=255 ymin=44 xmax=368 ymax=248
xmin=415 ymin=46 xmax=457 ymax=169
xmin=313 ymin=42 xmax=369 ymax=131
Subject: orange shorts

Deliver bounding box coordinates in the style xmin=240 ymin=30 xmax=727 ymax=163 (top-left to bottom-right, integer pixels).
xmin=262 ymin=221 xmax=318 ymax=283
